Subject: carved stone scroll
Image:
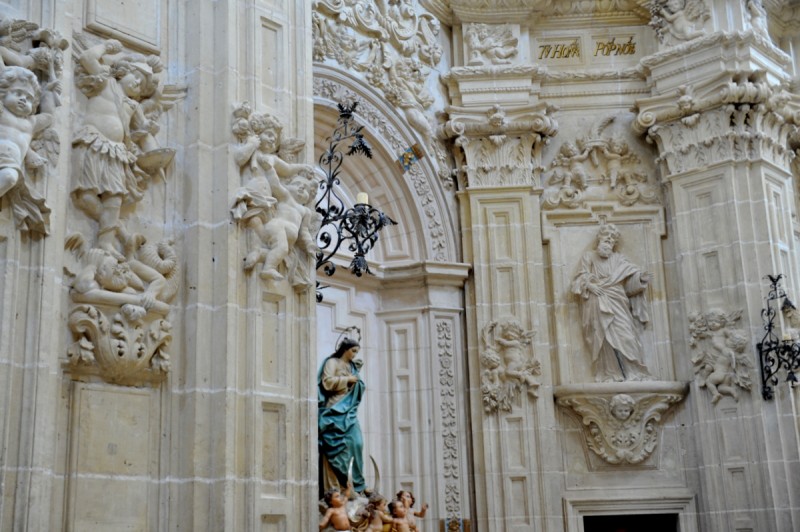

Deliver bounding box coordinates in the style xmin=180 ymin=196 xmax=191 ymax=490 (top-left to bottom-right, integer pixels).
xmin=555 ymin=381 xmax=687 ymax=465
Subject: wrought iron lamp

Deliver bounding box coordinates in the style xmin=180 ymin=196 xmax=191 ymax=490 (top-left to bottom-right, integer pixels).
xmin=757 ymin=274 xmax=800 ymax=400
xmin=315 ymin=102 xmax=397 ymax=302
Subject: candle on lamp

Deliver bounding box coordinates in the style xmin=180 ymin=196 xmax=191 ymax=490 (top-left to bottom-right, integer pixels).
xmin=356 ymin=192 xmax=369 ymax=205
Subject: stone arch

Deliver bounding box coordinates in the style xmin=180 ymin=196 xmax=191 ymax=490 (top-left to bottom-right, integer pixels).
xmin=313 ymin=63 xmax=460 ymax=265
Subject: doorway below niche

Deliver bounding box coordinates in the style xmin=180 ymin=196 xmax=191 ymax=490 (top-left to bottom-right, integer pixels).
xmin=583 ymin=513 xmax=679 ymax=532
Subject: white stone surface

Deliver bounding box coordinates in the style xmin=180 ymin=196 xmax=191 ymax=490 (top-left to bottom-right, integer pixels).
xmin=0 ymin=1 xmax=798 ymax=531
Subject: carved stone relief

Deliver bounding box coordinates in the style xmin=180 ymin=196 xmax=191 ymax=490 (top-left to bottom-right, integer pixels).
xmin=648 ymin=0 xmax=709 ymax=46
xmin=312 ymin=0 xmax=442 ymax=143
xmin=543 ymin=118 xmax=658 ymax=210
xmin=464 ymin=23 xmax=518 ymax=66
xmin=230 ymin=102 xmax=318 ymax=287
xmin=555 ymin=382 xmax=686 ymax=465
xmin=571 ymin=224 xmax=653 ymax=383
xmin=436 ymin=319 xmax=464 ymax=528
xmin=746 ymin=0 xmax=770 ymax=40
xmin=66 ymin=36 xmax=181 ymax=386
xmin=0 ymin=17 xmax=69 ymax=235
xmin=688 ymin=309 xmax=753 ymax=404
xmin=479 ymin=316 xmax=540 ymax=413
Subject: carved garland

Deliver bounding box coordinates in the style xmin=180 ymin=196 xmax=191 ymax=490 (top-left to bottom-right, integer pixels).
xmin=436 ymin=319 xmax=463 ymax=530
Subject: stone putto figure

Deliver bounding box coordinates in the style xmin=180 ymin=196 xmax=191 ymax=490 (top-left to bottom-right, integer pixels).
xmin=649 ymin=0 xmax=709 ymax=45
xmin=0 ymin=17 xmax=67 ymax=234
xmin=572 ymin=224 xmax=653 ymax=382
xmin=72 ymin=38 xmax=175 ymax=255
xmin=230 ymin=102 xmax=319 ymax=284
xmin=688 ymin=309 xmax=753 ymax=403
xmin=480 ymin=317 xmax=541 ymax=413
xmin=465 ymin=23 xmax=518 ymax=66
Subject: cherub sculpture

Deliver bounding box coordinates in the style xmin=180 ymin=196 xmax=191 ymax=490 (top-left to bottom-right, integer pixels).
xmin=688 ymin=309 xmax=753 ymax=404
xmin=72 ymin=37 xmax=177 ymax=255
xmin=0 ymin=18 xmax=67 ymax=234
xmin=747 ymin=0 xmax=770 ymax=39
xmin=230 ymin=103 xmax=319 ymax=284
xmin=649 ymin=0 xmax=708 ymax=45
xmin=465 ymin=23 xmax=518 ymax=66
xmin=480 ymin=317 xmax=541 ymax=413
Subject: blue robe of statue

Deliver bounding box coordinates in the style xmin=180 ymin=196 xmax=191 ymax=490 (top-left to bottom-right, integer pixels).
xmin=317 ymin=356 xmax=366 ymax=495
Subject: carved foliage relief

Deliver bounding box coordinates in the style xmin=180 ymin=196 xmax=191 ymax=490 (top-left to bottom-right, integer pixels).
xmin=66 ymin=36 xmax=181 ymax=386
xmin=688 ymin=309 xmax=753 ymax=404
xmin=479 ymin=316 xmax=540 ymax=413
xmin=230 ymin=102 xmax=318 ymax=287
xmin=0 ymin=17 xmax=69 ymax=235
xmin=312 ymin=0 xmax=443 ymax=142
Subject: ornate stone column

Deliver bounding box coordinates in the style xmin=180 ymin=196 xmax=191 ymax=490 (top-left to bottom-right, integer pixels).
xmin=441 ymin=8 xmax=559 ymax=523
xmin=633 ymin=10 xmax=800 ymax=530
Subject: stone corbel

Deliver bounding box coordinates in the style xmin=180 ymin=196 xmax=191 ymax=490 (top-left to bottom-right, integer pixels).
xmin=555 ymin=381 xmax=687 ymax=465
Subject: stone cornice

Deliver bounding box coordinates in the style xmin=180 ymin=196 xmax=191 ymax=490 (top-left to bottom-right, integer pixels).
xmin=421 ymin=0 xmax=647 ymax=24
xmin=639 ymin=30 xmax=792 ymax=74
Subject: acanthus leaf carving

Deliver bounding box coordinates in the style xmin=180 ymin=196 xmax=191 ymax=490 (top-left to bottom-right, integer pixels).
xmin=0 ymin=17 xmax=69 ymax=236
xmin=688 ymin=309 xmax=753 ymax=404
xmin=556 ymin=383 xmax=686 ymax=465
xmin=67 ymin=35 xmax=181 ymax=386
xmin=479 ymin=316 xmax=540 ymax=413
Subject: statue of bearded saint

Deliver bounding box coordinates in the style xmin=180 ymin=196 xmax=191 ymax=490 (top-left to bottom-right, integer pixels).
xmin=572 ymin=224 xmax=653 ymax=382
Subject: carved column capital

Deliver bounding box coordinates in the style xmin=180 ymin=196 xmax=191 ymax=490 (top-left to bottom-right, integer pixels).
xmin=441 ymin=103 xmax=558 ymax=187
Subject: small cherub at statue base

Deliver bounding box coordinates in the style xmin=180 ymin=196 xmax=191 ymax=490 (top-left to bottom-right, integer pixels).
xmin=320 ymin=483 xmax=354 ymax=531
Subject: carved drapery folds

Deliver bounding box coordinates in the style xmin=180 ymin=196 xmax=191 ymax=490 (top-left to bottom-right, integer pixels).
xmin=572 ymin=224 xmax=653 ymax=383
xmin=479 ymin=316 xmax=540 ymax=413
xmin=0 ymin=17 xmax=68 ymax=235
xmin=66 ymin=36 xmax=181 ymax=386
xmin=555 ymin=382 xmax=687 ymax=465
xmin=441 ymin=104 xmax=558 ymax=188
xmin=230 ymin=102 xmax=318 ymax=287
xmin=688 ymin=309 xmax=753 ymax=404
xmin=312 ymin=0 xmax=442 ymax=143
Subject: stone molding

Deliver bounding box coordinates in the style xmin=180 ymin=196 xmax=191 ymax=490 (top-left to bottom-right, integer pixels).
xmin=555 ymin=381 xmax=688 ymax=465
